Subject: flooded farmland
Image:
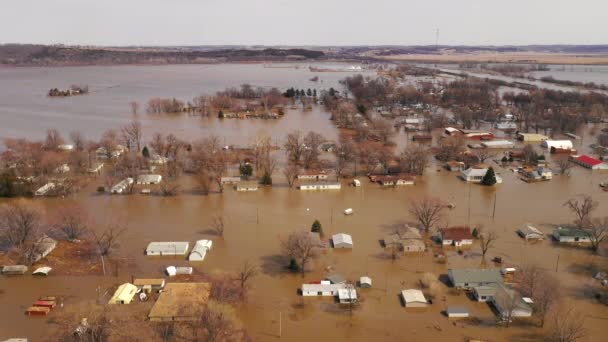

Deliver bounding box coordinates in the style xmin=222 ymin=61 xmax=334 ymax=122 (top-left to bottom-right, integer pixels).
xmin=0 ymin=63 xmax=607 ymax=342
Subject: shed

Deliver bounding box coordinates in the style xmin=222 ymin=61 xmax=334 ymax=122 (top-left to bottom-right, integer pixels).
xmin=359 ymin=276 xmax=372 ymax=288
xmin=401 ymin=289 xmax=428 ymax=308
xmin=344 ymin=208 xmax=354 ymax=215
xmin=148 ymin=282 xmax=211 ymax=321
xmin=188 ymin=240 xmax=213 ymax=261
xmin=352 ymin=179 xmax=361 ymax=187
xmin=108 ymin=283 xmax=138 ymax=305
xmin=166 ymin=266 xmax=193 ymax=277
xmin=26 ymin=306 xmax=50 ymax=316
xmin=326 ymin=274 xmax=346 ymax=284
xmin=2 ymin=265 xmax=28 ymax=275
xmin=332 ymin=233 xmax=353 ymax=249
xmin=32 ymin=267 xmax=52 ymax=276
xmin=145 ymin=242 xmax=190 ymax=256
xmin=133 ymin=278 xmax=166 ymax=293
xmin=446 ymin=306 xmax=470 ymax=318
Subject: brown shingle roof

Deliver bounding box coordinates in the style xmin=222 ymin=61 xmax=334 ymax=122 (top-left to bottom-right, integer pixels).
xmin=441 ymin=226 xmax=473 ymax=241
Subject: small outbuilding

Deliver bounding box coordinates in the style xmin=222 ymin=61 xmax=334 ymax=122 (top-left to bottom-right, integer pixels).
xmin=338 ymin=287 xmax=358 ymax=304
xmin=32 ymin=267 xmax=52 ymax=276
xmin=133 ymin=278 xmax=166 ymax=293
xmin=401 ymin=289 xmax=428 ymax=308
xmin=332 ymin=233 xmax=353 ymax=249
xmin=136 ymin=174 xmax=162 ymax=185
xmin=359 ymin=276 xmax=372 ymax=288
xmin=446 ymin=306 xmax=470 ymax=318
xmin=165 ymin=266 xmax=193 ymax=277
xmin=2 ymin=265 xmax=28 ymax=275
xmin=108 ymin=283 xmax=138 ymax=305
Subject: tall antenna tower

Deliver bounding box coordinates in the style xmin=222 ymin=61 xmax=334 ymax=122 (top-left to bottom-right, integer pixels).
xmin=435 ymin=28 xmax=439 ymax=51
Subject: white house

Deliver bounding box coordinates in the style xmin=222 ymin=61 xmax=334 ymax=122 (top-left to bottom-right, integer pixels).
xmin=297 ymin=170 xmax=329 ymax=180
xmin=541 ymin=140 xmax=573 ymax=150
xmin=145 ymin=242 xmax=190 ymax=256
xmin=220 ymin=176 xmax=241 ymax=184
xmin=338 ymin=287 xmax=358 ymax=304
xmin=401 ymin=289 xmax=428 ymax=308
xmin=299 ymin=182 xmax=341 ymax=190
xmin=517 ymin=224 xmax=545 ymax=240
xmin=460 ymin=168 xmax=503 ymax=184
xmin=188 ymin=240 xmax=213 ymax=261
xmin=332 ymin=233 xmax=353 ymax=249
xmin=35 ymin=182 xmax=55 ymax=196
xmin=137 ymin=174 xmax=162 ymax=185
xmin=441 ymin=227 xmax=474 ymax=247
xmin=111 ymin=178 xmax=134 ymax=194
xmin=301 ymin=283 xmax=345 ymax=296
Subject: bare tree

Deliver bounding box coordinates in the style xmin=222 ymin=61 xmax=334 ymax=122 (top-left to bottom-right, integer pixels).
xmin=517 ymin=264 xmax=560 ymax=327
xmin=94 ymin=223 xmax=127 ymax=257
xmin=302 ymin=131 xmax=324 ymax=169
xmin=586 ymin=216 xmax=608 ymax=252
xmin=0 ymin=202 xmax=43 ymax=248
xmin=282 ymin=231 xmax=322 ymax=275
xmin=114 ymin=153 xmax=143 ymax=194
xmin=408 ymin=197 xmax=447 ymax=232
xmin=494 ymin=287 xmax=522 ymax=327
xmin=50 ymin=203 xmax=91 ymax=241
xmin=474 ymin=149 xmax=496 ymax=163
xmin=69 ymin=131 xmax=85 ymax=152
xmin=563 ymin=195 xmax=598 ymax=228
xmin=283 ymin=164 xmax=299 ymax=188
xmin=210 ymin=216 xmax=225 ymax=237
xmin=150 ymin=132 xmax=166 ymax=157
xmin=555 ymin=158 xmax=574 ymax=176
xmin=399 ymin=145 xmax=429 ymax=175
xmin=129 ymin=101 xmax=139 ymax=115
xmin=45 ymin=129 xmax=65 ymax=150
xmin=371 ymin=118 xmax=394 ymax=145
xmin=199 ymin=301 xmax=243 ymax=342
xmin=195 ymin=170 xmax=212 ymax=195
xmin=547 ymin=305 xmax=587 ymax=342
xmin=159 ymin=180 xmax=180 ymax=197
xmin=333 ymin=137 xmax=355 ymax=179
xmin=284 ymin=131 xmax=305 ymax=164
xmin=235 ymin=260 xmax=258 ymax=299
xmin=479 ymin=227 xmax=498 ymax=260
xmin=435 ymin=135 xmax=465 ymax=161
xmin=120 ymin=119 xmax=142 ymax=152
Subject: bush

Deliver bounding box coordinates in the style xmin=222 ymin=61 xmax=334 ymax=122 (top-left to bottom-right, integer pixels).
xmin=288 ymin=258 xmax=300 ymax=272
xmin=142 ymin=146 xmax=150 ymax=158
xmin=260 ymin=171 xmax=272 ymax=185
xmin=97 ymin=186 xmax=106 ymax=193
xmin=311 ymin=220 xmax=322 ymax=234
xmin=481 ymin=167 xmax=497 ymax=186
xmin=239 ymin=164 xmax=253 ymax=178
xmin=472 ymin=227 xmax=479 ymax=238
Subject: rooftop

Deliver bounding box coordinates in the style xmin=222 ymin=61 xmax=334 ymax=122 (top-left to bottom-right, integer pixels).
xmin=441 ymin=227 xmax=473 ymax=241
xmin=148 ymin=282 xmax=211 ymax=321
xmin=448 ymin=269 xmax=503 ymax=285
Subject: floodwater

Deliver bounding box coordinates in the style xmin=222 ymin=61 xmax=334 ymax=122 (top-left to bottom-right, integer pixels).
xmin=0 ymin=63 xmax=372 ymax=142
xmin=529 ymin=65 xmax=608 ymax=87
xmin=1 ymin=64 xmax=608 ymax=342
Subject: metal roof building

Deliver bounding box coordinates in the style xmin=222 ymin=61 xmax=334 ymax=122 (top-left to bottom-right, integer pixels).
xmin=332 ymin=233 xmax=353 ymax=248
xmin=401 ymin=289 xmax=428 ymax=308
xmin=145 ymin=242 xmax=190 ymax=256
xmin=448 ymin=269 xmax=503 ymax=289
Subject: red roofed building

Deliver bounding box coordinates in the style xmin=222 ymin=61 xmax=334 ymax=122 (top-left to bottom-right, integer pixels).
xmin=570 ymin=155 xmax=608 ymax=170
xmin=441 ymin=227 xmax=474 ymax=247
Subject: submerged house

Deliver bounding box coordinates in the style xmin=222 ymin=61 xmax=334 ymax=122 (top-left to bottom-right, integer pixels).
xmin=332 ymin=233 xmax=353 ymax=249
xmin=490 ymin=286 xmax=533 ymax=319
xmin=401 ymin=289 xmax=428 ymax=308
xmin=136 ymin=174 xmax=162 ymax=185
xmin=448 ymin=269 xmax=503 ymax=289
xmin=111 ymin=178 xmax=134 ymax=194
xmin=297 ymin=170 xmax=329 ymax=180
xmin=440 ymin=227 xmax=473 ymax=247
xmin=522 ymin=167 xmax=552 ymax=181
xmin=570 ymin=155 xmax=608 ymax=170
xmin=552 ymin=227 xmax=591 ymax=243
xmin=460 ymin=168 xmax=503 ymax=184
xmin=517 ymin=224 xmax=545 ymax=241
xmin=383 ymin=227 xmax=425 ymax=252
xmin=35 ymin=183 xmax=55 ymax=196
xmin=374 ymin=174 xmax=415 ymax=186
xmin=517 ymin=133 xmax=548 ymax=142
xmin=541 ymin=140 xmax=573 ymax=151
xmin=27 ymin=235 xmax=57 ymax=263
xmin=446 ymin=161 xmax=466 ymax=172
xmin=236 ymin=182 xmax=259 ymax=192
xmin=188 ymin=240 xmax=213 ymax=261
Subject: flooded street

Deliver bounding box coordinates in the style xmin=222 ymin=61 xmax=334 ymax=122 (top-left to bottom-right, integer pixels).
xmin=1 ymin=64 xmax=608 ymax=341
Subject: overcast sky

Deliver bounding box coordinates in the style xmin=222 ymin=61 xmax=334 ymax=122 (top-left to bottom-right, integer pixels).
xmin=1 ymin=0 xmax=606 ymax=46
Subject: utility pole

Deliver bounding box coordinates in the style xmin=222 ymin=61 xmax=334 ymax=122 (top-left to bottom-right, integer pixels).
xmin=492 ymin=192 xmax=497 ymax=219
xmin=555 ymin=253 xmax=560 ymax=272
xmin=279 ymin=311 xmax=282 ymax=338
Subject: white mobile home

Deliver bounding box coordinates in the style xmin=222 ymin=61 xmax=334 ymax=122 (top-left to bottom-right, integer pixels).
xmin=220 ymin=176 xmax=241 ymax=184
xmin=552 ymin=227 xmax=591 ymax=243
xmin=446 ymin=306 xmax=470 ymax=318
xmin=145 ymin=242 xmax=190 ymax=256
xmin=301 ymin=283 xmax=346 ymax=296
xmin=35 ymin=183 xmax=55 ymax=196
xmin=299 ymin=182 xmax=341 ymax=190
xmin=460 ymin=168 xmax=503 ymax=184
xmin=236 ymin=182 xmax=259 ymax=192
xmin=137 ymin=174 xmax=162 ymax=185
xmin=481 ymin=140 xmax=514 ymax=149
xmin=541 ymin=140 xmax=573 ymax=150
xmin=111 ymin=178 xmax=134 ymax=194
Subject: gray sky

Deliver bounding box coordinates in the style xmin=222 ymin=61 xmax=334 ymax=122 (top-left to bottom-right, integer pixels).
xmin=1 ymin=0 xmax=606 ymax=46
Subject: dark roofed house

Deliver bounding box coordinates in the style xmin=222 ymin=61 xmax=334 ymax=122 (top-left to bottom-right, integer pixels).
xmin=441 ymin=227 xmax=473 ymax=247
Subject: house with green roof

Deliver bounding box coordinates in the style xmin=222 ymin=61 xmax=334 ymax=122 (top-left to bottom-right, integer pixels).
xmin=552 ymin=227 xmax=591 ymax=243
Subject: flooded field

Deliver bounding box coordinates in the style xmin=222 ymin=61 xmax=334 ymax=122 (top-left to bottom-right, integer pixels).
xmin=0 ymin=64 xmax=608 ymax=341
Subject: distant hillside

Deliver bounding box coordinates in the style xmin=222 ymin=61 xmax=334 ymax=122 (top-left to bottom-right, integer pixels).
xmin=0 ymin=44 xmax=326 ymax=66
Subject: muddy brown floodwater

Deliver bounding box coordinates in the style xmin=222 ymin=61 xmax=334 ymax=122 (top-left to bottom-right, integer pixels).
xmin=1 ymin=64 xmax=608 ymax=342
